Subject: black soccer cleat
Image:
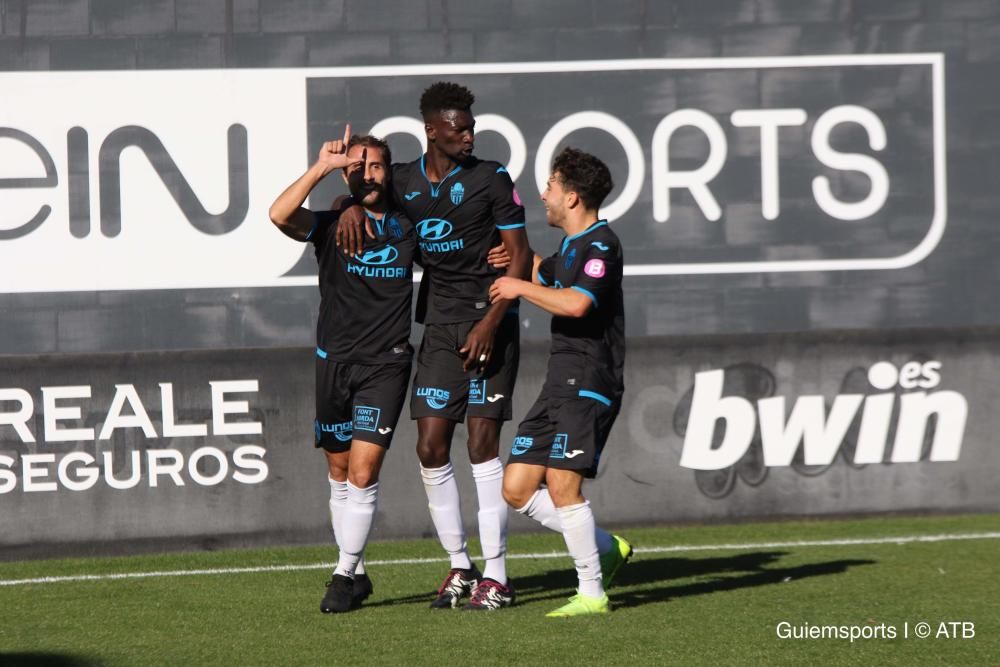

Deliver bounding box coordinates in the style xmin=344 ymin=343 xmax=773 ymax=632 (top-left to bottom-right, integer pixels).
xmin=429 ymin=565 xmax=482 ymax=609
xmin=462 ymin=577 xmax=516 ymax=611
xmin=320 ymin=573 xmax=355 ymax=614
xmin=352 ymin=572 xmax=374 ymax=608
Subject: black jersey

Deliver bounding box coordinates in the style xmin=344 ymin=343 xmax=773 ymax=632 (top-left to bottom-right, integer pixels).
xmin=537 ymin=220 xmax=625 ymax=398
xmin=308 ymin=209 xmax=416 ymax=364
xmin=391 ymin=155 xmax=526 ymax=324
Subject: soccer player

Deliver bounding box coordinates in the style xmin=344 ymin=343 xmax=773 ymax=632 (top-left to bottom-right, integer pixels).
xmin=269 ymin=128 xmax=416 ymax=614
xmin=489 ymin=147 xmax=632 ymax=617
xmin=338 ymin=82 xmax=532 ymax=610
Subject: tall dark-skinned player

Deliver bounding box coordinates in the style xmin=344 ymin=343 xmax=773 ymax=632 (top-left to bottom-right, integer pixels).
xmin=337 ymin=82 xmax=532 ymax=610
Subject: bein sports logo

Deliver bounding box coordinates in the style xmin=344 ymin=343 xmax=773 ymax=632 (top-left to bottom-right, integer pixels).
xmin=0 ymin=55 xmax=945 ymax=294
xmin=416 ymin=387 xmax=450 ymax=410
xmin=679 ymin=360 xmax=967 ymax=471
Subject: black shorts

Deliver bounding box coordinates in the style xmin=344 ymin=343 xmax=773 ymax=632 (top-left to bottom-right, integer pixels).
xmin=315 ymin=356 xmax=411 ymax=453
xmin=410 ymin=314 xmax=519 ymax=422
xmin=507 ymin=388 xmax=620 ymax=478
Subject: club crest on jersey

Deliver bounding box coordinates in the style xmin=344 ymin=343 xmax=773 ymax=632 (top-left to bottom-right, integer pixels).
xmin=565 ymin=247 xmax=578 ymax=269
xmin=450 ymin=182 xmax=465 ymax=205
xmin=388 ymin=216 xmax=403 ymax=239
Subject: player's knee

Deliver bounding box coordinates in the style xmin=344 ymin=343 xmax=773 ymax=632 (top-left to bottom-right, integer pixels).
xmin=501 ymin=479 xmax=530 ymax=509
xmin=348 ymin=469 xmax=378 ymax=488
xmin=415 ymin=437 xmax=449 ymax=468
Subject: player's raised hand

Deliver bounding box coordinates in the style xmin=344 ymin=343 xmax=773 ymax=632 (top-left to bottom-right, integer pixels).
xmin=316 ymin=124 xmax=363 ymax=174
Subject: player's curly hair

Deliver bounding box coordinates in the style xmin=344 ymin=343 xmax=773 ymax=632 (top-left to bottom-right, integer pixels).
xmin=552 ymin=147 xmax=614 ymax=211
xmin=419 ymin=82 xmax=475 ymax=118
xmin=347 ymin=134 xmax=392 ymax=168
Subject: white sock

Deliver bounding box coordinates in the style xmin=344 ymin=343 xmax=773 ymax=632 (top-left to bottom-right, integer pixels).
xmin=334 ymin=481 xmax=379 ymax=578
xmin=420 ymin=463 xmax=472 ymax=570
xmin=517 ymin=488 xmax=615 ymax=556
xmin=329 ymin=476 xmax=366 ymax=574
xmin=557 ymin=501 xmax=604 ymax=599
xmin=471 ymin=458 xmax=507 ymax=585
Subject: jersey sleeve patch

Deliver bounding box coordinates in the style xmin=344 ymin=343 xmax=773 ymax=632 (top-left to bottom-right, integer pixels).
xmin=583 ymin=258 xmax=606 ymax=278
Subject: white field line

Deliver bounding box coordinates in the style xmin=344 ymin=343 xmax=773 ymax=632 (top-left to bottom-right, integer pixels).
xmin=2 ymin=531 xmax=998 ymax=588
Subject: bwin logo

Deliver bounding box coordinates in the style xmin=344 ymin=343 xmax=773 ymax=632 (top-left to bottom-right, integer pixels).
xmin=358 ymin=245 xmax=398 ymax=266
xmin=450 ymin=182 xmax=465 ymax=205
xmin=417 ymin=218 xmax=453 ymax=241
xmin=416 ymin=386 xmax=450 ymax=410
xmin=680 ymin=360 xmax=968 ymax=471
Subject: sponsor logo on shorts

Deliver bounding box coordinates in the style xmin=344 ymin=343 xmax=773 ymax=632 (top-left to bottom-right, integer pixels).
xmin=563 ymin=449 xmax=585 ymax=459
xmin=317 ymin=420 xmax=353 ymax=442
xmin=584 ymin=258 xmax=605 ymax=278
xmin=487 ymin=394 xmax=504 ymax=403
xmin=416 ymin=386 xmax=451 ymax=410
xmin=353 ymin=405 xmax=381 ymax=432
xmin=511 ymin=436 xmax=533 ymax=456
xmin=469 ymin=379 xmax=486 ymax=405
xmin=550 ymin=433 xmax=569 ymax=459
xmin=378 ymin=427 xmax=393 ymax=435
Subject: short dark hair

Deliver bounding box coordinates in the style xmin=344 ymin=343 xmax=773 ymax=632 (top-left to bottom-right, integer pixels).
xmin=419 ymin=82 xmax=475 ymax=118
xmin=552 ymin=147 xmax=613 ymax=211
xmin=347 ymin=134 xmax=392 ymax=169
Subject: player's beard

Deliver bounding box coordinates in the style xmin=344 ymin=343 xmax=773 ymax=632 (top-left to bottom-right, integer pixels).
xmin=352 ymin=182 xmax=384 ymax=208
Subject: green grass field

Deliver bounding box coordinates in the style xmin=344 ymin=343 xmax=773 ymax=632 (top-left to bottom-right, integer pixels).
xmin=2 ymin=514 xmax=998 ymax=666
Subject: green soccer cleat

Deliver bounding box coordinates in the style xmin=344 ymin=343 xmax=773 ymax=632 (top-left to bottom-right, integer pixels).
xmin=546 ymin=592 xmax=610 ymax=618
xmin=600 ymin=534 xmax=634 ymax=589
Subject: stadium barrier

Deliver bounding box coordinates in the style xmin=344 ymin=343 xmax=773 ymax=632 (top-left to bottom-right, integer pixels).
xmin=2 ymin=328 xmax=997 ymax=559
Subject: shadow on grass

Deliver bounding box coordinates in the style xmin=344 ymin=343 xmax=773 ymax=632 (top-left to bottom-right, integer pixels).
xmin=362 ymin=550 xmax=876 ymax=609
xmin=0 ymin=654 xmax=100 ymax=667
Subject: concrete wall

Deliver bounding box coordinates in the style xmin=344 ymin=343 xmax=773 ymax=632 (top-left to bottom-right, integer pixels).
xmin=2 ymin=1 xmax=999 ymax=556
xmin=2 ymin=0 xmax=1000 ymax=352
xmin=2 ymin=330 xmax=996 ymax=558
